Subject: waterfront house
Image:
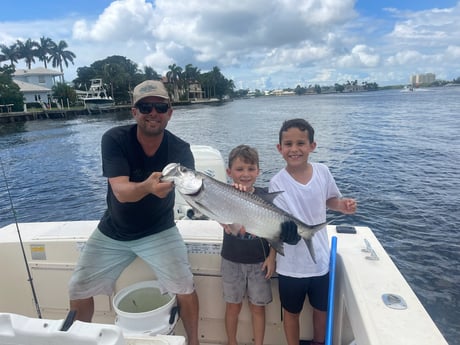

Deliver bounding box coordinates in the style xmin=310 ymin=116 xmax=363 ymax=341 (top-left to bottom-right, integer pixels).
xmin=162 ymin=76 xmax=205 ymax=102
xmin=188 ymin=80 xmax=205 ymax=101
xmin=12 ymin=67 xmax=63 ymax=105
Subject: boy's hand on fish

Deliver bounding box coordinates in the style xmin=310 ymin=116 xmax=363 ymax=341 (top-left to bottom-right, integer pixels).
xmin=221 ymin=223 xmax=247 ymax=236
xmin=280 ymin=221 xmax=301 ymax=245
xmin=231 ymin=183 xmax=249 ymax=192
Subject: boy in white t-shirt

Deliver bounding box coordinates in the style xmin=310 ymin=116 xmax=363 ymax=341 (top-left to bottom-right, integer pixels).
xmin=269 ymin=118 xmax=357 ymax=345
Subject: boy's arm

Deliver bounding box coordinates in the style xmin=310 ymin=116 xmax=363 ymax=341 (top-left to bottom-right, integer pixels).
xmin=262 ymin=247 xmax=276 ymax=279
xmin=327 ymin=197 xmax=357 ymax=214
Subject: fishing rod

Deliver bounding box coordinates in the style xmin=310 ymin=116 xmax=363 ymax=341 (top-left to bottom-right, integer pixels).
xmin=0 ymin=156 xmax=42 ymax=318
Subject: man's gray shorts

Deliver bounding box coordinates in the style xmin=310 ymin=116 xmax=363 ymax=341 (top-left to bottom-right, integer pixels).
xmin=69 ymin=226 xmax=194 ymax=300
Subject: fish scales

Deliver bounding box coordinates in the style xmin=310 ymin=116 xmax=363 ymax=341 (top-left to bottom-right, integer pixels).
xmin=189 ymin=175 xmax=291 ymax=240
xmin=161 ymin=163 xmax=325 ymax=258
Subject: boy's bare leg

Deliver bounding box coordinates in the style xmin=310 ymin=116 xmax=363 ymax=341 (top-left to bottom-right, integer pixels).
xmin=312 ymin=308 xmax=327 ymax=343
xmin=225 ymin=302 xmax=242 ymax=345
xmin=249 ymin=303 xmax=266 ymax=345
xmin=283 ymin=309 xmax=300 ymax=345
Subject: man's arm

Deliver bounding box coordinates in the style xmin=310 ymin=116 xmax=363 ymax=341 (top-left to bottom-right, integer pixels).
xmin=109 ymin=172 xmax=173 ymax=203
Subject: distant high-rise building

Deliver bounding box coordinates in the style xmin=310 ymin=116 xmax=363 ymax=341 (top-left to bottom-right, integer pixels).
xmin=410 ymin=73 xmax=436 ymax=85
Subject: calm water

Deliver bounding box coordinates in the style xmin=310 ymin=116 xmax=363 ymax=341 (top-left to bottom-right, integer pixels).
xmin=1 ymin=88 xmax=459 ymax=344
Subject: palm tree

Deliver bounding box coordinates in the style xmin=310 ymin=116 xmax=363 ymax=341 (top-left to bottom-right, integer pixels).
xmin=49 ymin=40 xmax=76 ymax=82
xmin=144 ymin=66 xmax=161 ymax=80
xmin=199 ymin=72 xmax=211 ymax=98
xmin=36 ymin=36 xmax=55 ymax=68
xmin=183 ymin=64 xmax=201 ymax=100
xmin=166 ymin=63 xmax=183 ymax=101
xmin=15 ymin=39 xmax=39 ymax=69
xmin=211 ymin=66 xmax=221 ymax=98
xmin=0 ymin=43 xmax=20 ymax=67
xmin=227 ymin=79 xmax=235 ymax=93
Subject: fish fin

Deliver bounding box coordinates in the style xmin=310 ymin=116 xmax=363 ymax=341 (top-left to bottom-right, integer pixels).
xmin=297 ymin=221 xmax=327 ymax=240
xmin=304 ymin=238 xmax=317 ymax=263
xmin=258 ymin=190 xmax=284 ymax=204
xmin=308 ymin=221 xmax=327 ymax=232
xmin=192 ymin=202 xmax=225 ymax=222
xmin=268 ymin=240 xmax=285 ymax=256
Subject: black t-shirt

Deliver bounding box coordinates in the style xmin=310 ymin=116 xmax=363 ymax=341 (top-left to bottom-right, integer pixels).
xmin=98 ymin=125 xmax=194 ymax=241
xmin=220 ymin=187 xmax=271 ymax=264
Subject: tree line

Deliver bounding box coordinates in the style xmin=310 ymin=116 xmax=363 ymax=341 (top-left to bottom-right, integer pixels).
xmin=71 ymin=56 xmax=236 ymax=105
xmin=3 ymin=36 xmax=460 ymax=110
xmin=0 ymin=36 xmax=236 ymax=108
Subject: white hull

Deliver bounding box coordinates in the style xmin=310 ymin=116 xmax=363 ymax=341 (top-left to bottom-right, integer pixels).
xmin=84 ymin=99 xmax=115 ymax=111
xmin=0 ymin=220 xmax=448 ymax=345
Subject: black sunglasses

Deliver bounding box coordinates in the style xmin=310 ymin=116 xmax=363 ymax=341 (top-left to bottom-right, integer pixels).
xmin=136 ymin=102 xmax=170 ymax=114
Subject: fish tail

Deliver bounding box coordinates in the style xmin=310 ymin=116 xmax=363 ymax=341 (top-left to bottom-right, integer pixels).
xmin=304 ymin=238 xmax=316 ymax=263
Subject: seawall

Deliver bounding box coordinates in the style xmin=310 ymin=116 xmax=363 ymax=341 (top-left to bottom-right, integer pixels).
xmin=0 ymin=105 xmax=133 ymax=123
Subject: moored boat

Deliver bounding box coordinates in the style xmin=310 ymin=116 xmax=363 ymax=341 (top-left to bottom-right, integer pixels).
xmin=79 ymin=78 xmax=115 ymax=113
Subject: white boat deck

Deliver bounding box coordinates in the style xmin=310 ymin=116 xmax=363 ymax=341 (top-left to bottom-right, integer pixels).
xmin=0 ymin=220 xmax=448 ymax=345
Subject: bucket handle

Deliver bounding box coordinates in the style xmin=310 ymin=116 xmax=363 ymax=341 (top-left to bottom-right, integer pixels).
xmin=169 ymin=306 xmax=180 ymax=325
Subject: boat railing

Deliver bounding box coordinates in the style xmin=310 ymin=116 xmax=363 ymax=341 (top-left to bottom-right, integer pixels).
xmin=325 ymin=236 xmax=337 ymax=345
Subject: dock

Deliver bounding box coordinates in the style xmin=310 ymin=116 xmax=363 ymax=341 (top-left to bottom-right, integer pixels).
xmin=0 ymin=105 xmax=132 ymax=123
xmin=0 ymin=99 xmax=226 ymax=124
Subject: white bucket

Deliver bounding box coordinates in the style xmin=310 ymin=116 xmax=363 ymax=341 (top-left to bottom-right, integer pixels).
xmin=113 ymin=281 xmax=178 ymax=336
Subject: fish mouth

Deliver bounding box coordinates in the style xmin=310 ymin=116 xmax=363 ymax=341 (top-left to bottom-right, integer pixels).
xmin=161 ymin=163 xmax=203 ymax=194
xmin=162 ymin=163 xmax=181 ymax=179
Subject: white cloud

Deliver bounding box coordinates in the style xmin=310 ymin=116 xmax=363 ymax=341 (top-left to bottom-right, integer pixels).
xmin=445 ymin=45 xmax=460 ymax=59
xmin=73 ymin=0 xmax=155 ymax=41
xmin=336 ymin=45 xmax=380 ymax=68
xmin=2 ymin=0 xmax=460 ymax=88
xmin=386 ymin=50 xmax=423 ymax=66
xmin=386 ymin=3 xmax=460 ymax=47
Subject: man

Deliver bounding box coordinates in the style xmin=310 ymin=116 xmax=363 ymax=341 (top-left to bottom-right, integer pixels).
xmin=68 ymin=80 xmax=199 ymax=345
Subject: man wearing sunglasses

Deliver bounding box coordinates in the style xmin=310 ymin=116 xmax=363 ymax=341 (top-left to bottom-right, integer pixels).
xmin=69 ymin=80 xmax=200 ymax=345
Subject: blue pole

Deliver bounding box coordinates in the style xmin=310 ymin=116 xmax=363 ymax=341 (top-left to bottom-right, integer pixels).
xmin=325 ymin=236 xmax=337 ymax=345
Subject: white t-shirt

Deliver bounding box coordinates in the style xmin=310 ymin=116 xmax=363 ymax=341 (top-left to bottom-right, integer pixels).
xmin=269 ymin=163 xmax=341 ymax=277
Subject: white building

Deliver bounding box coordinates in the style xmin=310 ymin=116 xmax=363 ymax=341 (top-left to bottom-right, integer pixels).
xmin=12 ymin=67 xmax=63 ymax=104
xmin=410 ymin=73 xmax=436 ymax=86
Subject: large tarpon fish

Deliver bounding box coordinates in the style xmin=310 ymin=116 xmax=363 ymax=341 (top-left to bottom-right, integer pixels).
xmin=161 ymin=163 xmax=325 ymax=260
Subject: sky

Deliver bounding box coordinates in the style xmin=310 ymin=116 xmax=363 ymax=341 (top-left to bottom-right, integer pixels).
xmin=1 ymin=0 xmax=459 ymax=90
